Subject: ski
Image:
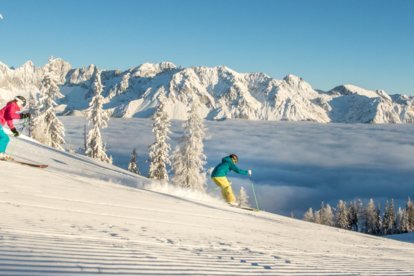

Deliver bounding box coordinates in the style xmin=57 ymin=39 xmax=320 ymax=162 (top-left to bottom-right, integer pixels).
xmin=1 ymin=159 xmax=48 ymax=168
xmin=230 ymin=205 xmax=259 ymax=212
xmin=239 ymin=206 xmax=260 ymax=212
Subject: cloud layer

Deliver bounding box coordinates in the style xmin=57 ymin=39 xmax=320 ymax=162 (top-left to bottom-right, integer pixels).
xmin=59 ymin=117 xmax=414 ymax=216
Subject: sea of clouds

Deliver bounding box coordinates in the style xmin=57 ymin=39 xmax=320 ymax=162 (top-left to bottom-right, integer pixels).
xmin=57 ymin=117 xmax=414 ymax=216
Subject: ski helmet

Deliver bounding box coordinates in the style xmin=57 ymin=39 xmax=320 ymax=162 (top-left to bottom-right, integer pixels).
xmin=15 ymin=95 xmax=27 ymax=107
xmin=230 ymin=154 xmax=238 ymax=163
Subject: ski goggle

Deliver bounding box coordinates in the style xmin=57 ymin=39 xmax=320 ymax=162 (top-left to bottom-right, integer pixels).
xmin=15 ymin=96 xmax=27 ymax=107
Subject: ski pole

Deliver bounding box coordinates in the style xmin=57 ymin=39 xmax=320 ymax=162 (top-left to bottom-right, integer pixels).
xmin=22 ymin=117 xmax=29 ymax=135
xmin=249 ymin=176 xmax=260 ymax=210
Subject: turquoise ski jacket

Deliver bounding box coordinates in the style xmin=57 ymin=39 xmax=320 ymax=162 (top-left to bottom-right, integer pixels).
xmin=211 ymin=156 xmax=248 ymax=177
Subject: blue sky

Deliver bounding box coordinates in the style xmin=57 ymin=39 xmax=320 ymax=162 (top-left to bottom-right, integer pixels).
xmin=1 ymin=0 xmax=413 ymax=95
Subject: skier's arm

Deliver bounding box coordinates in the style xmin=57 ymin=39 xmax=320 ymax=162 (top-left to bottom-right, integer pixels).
xmin=230 ymin=163 xmax=248 ymax=175
xmin=4 ymin=104 xmax=21 ymax=129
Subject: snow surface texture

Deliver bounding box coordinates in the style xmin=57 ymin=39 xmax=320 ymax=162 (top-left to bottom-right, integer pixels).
xmin=2 ymin=133 xmax=414 ymax=275
xmin=2 ymin=58 xmax=414 ymax=123
xmin=57 ymin=117 xmax=414 ymax=217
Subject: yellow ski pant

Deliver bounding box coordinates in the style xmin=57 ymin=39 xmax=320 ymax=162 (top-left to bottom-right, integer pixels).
xmin=212 ymin=177 xmax=236 ymax=203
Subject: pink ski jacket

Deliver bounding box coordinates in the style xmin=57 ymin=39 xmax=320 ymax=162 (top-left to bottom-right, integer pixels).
xmin=0 ymin=101 xmax=21 ymax=129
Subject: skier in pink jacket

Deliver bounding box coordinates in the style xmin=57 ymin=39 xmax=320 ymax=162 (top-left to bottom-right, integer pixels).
xmin=0 ymin=96 xmax=30 ymax=160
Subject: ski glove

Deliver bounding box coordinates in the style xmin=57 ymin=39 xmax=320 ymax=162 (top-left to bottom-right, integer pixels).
xmin=11 ymin=128 xmax=19 ymax=137
xmin=248 ymin=169 xmax=252 ymax=176
xmin=20 ymin=113 xmax=31 ymax=119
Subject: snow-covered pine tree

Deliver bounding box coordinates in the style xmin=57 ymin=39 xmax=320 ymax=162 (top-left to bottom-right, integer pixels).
xmin=172 ymin=99 xmax=207 ymax=192
xmin=237 ymin=186 xmax=250 ymax=207
xmin=396 ymin=207 xmax=409 ymax=233
xmin=382 ymin=200 xmax=390 ymax=235
xmin=365 ymin=198 xmax=381 ymax=235
xmin=382 ymin=199 xmax=396 ymax=235
xmin=348 ymin=200 xmax=359 ymax=232
xmin=320 ymin=203 xmax=335 ymax=226
xmin=128 ymin=148 xmax=140 ymax=175
xmin=377 ymin=203 xmax=383 ymax=234
xmin=314 ymin=209 xmax=322 ymax=224
xmin=356 ymin=199 xmax=366 ymax=233
xmin=148 ymin=88 xmax=171 ymax=181
xmin=335 ymin=200 xmax=350 ymax=230
xmin=33 ymin=61 xmax=66 ymax=150
xmin=303 ymin=208 xmax=315 ymax=223
xmin=85 ymin=68 xmax=112 ymax=163
xmin=406 ymin=198 xmax=414 ymax=231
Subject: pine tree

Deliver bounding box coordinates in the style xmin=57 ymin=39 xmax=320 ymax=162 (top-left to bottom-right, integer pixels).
xmin=237 ymin=186 xmax=250 ymax=207
xmin=382 ymin=199 xmax=396 ymax=235
xmin=320 ymin=203 xmax=335 ymax=226
xmin=128 ymin=148 xmax=140 ymax=175
xmin=348 ymin=200 xmax=359 ymax=232
xmin=33 ymin=60 xmax=65 ymax=150
xmin=377 ymin=202 xmax=383 ymax=234
xmin=396 ymin=207 xmax=409 ymax=234
xmin=148 ymin=88 xmax=171 ymax=181
xmin=172 ymin=99 xmax=207 ymax=192
xmin=335 ymin=200 xmax=350 ymax=230
xmin=303 ymin=208 xmax=315 ymax=222
xmin=382 ymin=200 xmax=390 ymax=235
xmin=85 ymin=68 xmax=112 ymax=163
xmin=315 ymin=202 xmax=334 ymax=226
xmin=356 ymin=199 xmax=366 ymax=233
xmin=314 ymin=209 xmax=322 ymax=224
xmin=365 ymin=198 xmax=381 ymax=235
xmin=406 ymin=198 xmax=414 ymax=231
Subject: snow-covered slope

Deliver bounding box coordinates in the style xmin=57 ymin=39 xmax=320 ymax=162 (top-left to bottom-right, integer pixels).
xmin=1 ymin=135 xmax=414 ymax=275
xmin=2 ymin=59 xmax=414 ymax=123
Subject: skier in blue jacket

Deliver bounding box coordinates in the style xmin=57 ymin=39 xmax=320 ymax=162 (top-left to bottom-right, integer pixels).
xmin=211 ymin=154 xmax=252 ymax=205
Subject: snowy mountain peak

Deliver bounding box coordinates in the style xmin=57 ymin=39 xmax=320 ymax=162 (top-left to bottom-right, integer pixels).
xmin=283 ymin=74 xmax=302 ymax=84
xmin=331 ymin=84 xmax=380 ymax=98
xmin=1 ymin=58 xmax=414 ymax=123
xmin=45 ymin=57 xmax=71 ymax=69
xmin=281 ymin=74 xmax=315 ymax=93
xmin=21 ymin=60 xmax=35 ymax=69
xmin=44 ymin=58 xmax=72 ymax=83
xmin=67 ymin=64 xmax=96 ymax=85
xmin=133 ymin=61 xmax=177 ymax=78
xmin=14 ymin=61 xmax=37 ymax=76
xmin=0 ymin=61 xmax=10 ymax=74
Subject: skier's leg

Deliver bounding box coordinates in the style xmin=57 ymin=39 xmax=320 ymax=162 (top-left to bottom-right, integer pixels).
xmin=223 ymin=185 xmax=236 ymax=203
xmin=0 ymin=126 xmax=10 ymax=153
xmin=212 ymin=177 xmax=236 ymax=203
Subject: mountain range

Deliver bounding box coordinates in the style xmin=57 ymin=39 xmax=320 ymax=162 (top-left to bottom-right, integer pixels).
xmin=1 ymin=58 xmax=413 ymax=123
